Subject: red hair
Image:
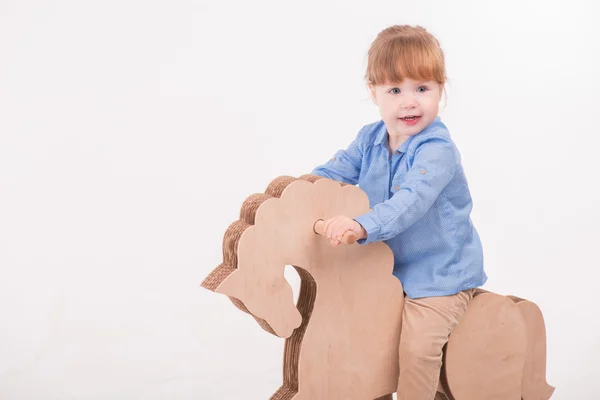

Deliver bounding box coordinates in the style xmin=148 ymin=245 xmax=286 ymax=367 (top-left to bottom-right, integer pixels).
xmin=365 ymin=25 xmax=446 ymax=86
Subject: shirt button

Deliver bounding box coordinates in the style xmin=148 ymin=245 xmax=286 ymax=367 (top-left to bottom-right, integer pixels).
xmin=421 ymin=169 xmax=426 ymax=174
xmin=395 ymin=185 xmax=400 ymax=191
xmin=394 ymin=150 xmax=400 ymax=155
xmin=331 ymin=157 xmax=336 ymax=161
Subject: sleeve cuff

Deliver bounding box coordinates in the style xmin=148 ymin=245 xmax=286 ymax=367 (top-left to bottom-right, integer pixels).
xmin=353 ymin=213 xmax=381 ymax=245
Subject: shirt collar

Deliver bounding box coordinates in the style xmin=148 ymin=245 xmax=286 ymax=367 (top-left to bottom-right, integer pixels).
xmin=373 ymin=122 xmax=388 ymax=146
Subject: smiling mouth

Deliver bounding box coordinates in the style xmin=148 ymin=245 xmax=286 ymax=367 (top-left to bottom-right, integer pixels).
xmin=399 ymin=115 xmax=421 ymax=120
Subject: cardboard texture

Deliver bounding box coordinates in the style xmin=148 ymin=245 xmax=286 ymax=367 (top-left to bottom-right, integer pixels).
xmin=202 ymin=175 xmax=554 ymax=400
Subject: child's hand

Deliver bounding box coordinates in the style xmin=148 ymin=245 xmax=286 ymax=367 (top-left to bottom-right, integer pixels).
xmin=323 ymin=215 xmax=367 ymax=246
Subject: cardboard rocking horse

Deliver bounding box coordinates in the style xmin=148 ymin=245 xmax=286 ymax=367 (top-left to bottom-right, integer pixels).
xmin=201 ymin=174 xmax=554 ymax=400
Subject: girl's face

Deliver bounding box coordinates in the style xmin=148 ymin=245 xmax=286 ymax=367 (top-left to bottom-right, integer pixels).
xmin=369 ymin=78 xmax=443 ymax=146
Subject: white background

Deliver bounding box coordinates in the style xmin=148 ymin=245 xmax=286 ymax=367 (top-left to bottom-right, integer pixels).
xmin=1 ymin=0 xmax=599 ymax=399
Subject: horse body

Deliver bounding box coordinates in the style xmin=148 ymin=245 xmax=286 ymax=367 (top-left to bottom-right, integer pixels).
xmin=203 ymin=175 xmax=554 ymax=400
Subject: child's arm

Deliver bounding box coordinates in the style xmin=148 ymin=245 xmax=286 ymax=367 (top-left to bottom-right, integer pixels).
xmin=310 ymin=126 xmax=367 ymax=185
xmin=354 ymin=136 xmax=458 ymax=244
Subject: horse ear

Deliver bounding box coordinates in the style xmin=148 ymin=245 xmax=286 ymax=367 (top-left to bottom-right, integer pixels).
xmin=215 ymin=269 xmax=245 ymax=299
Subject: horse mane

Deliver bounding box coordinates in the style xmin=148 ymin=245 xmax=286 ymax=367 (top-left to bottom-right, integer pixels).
xmin=201 ymin=173 xmax=350 ymax=336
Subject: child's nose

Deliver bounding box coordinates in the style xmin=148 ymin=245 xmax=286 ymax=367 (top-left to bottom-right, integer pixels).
xmin=401 ymin=94 xmax=418 ymax=108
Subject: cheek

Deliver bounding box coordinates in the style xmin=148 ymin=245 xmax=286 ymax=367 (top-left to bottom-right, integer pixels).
xmin=386 ymin=110 xmax=399 ymax=121
xmin=423 ymin=97 xmax=440 ymax=112
xmin=382 ymin=101 xmax=398 ymax=115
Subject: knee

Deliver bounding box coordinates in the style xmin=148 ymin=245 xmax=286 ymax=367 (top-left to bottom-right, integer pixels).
xmin=399 ymin=338 xmax=442 ymax=367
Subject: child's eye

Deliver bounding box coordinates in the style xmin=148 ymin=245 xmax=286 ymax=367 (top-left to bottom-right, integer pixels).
xmin=417 ymin=86 xmax=429 ymax=93
xmin=389 ymin=88 xmax=401 ymax=94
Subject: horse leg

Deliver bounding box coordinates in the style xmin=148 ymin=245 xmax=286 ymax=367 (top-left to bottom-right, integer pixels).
xmin=507 ymin=296 xmax=555 ymax=400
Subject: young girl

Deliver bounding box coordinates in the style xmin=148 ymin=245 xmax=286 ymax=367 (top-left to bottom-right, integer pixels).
xmin=311 ymin=25 xmax=487 ymax=400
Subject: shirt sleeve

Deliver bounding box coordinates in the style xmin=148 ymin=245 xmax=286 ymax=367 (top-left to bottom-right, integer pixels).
xmin=310 ymin=126 xmax=366 ymax=185
xmin=353 ymin=136 xmax=458 ymax=244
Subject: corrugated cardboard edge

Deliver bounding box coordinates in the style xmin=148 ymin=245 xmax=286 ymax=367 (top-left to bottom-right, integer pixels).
xmin=201 ymin=174 xmax=350 ymax=399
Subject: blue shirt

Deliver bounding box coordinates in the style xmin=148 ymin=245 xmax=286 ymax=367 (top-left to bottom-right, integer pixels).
xmin=311 ymin=117 xmax=487 ymax=298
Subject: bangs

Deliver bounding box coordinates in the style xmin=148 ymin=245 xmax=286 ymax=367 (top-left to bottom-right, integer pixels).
xmin=366 ymin=33 xmax=446 ymax=86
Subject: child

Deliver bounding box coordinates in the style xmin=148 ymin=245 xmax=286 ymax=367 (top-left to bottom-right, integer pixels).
xmin=311 ymin=25 xmax=487 ymax=400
